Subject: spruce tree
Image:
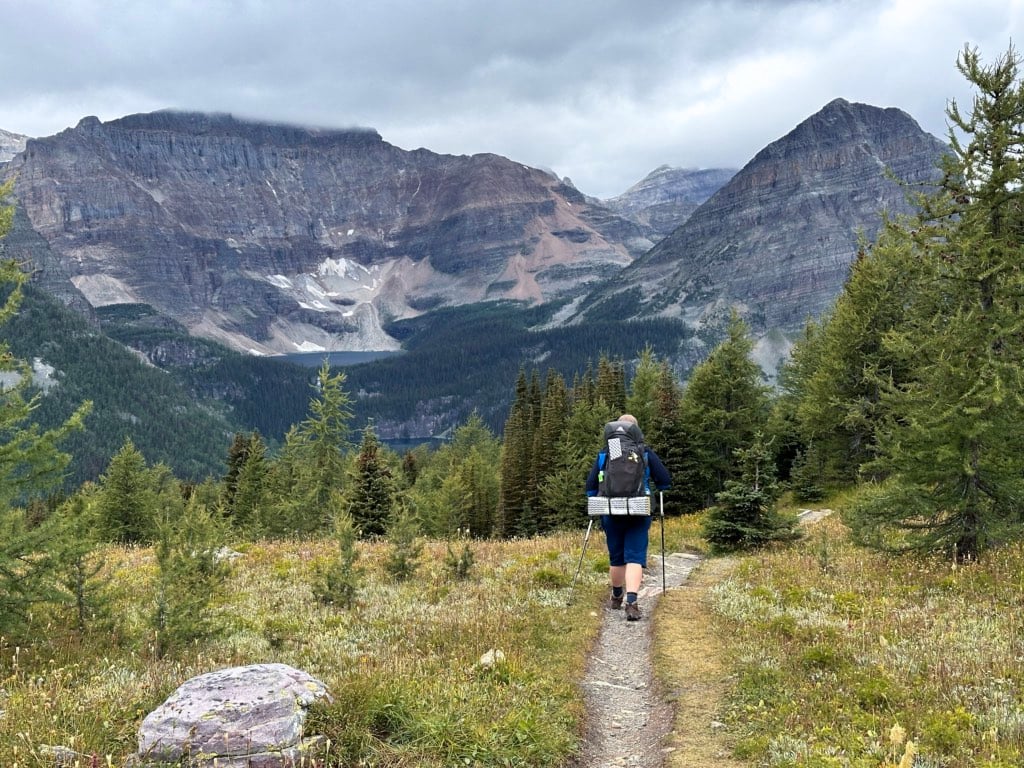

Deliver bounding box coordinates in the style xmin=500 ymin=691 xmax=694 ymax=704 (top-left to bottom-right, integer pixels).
xmin=625 ymin=345 xmax=660 ymax=432
xmin=532 ymin=371 xmax=569 ymax=532
xmin=95 ymin=438 xmax=159 ymax=544
xmin=703 ymin=434 xmax=798 ymax=552
xmin=496 ymin=368 xmax=532 ymax=537
xmin=345 ymin=423 xmax=396 ymax=538
xmin=384 ymin=501 xmax=422 ymax=581
xmin=233 ymin=432 xmax=268 ymax=534
xmin=677 ymin=311 xmax=770 ymax=509
xmin=276 ymin=362 xmax=354 ymax=534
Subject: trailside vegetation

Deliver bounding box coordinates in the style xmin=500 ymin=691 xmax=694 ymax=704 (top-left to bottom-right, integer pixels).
xmin=5 ymin=44 xmax=1024 ymax=768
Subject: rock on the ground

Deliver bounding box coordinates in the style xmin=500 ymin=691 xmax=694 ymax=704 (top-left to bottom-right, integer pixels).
xmin=135 ymin=663 xmax=331 ymax=767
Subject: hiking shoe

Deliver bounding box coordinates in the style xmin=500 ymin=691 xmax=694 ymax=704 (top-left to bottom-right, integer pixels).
xmin=608 ymin=593 xmax=623 ymax=610
xmin=624 ymin=602 xmax=641 ymax=621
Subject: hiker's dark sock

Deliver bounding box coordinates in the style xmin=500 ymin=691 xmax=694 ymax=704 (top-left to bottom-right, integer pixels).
xmin=626 ymin=592 xmax=638 ymax=605
xmin=612 ymin=586 xmax=624 ymax=599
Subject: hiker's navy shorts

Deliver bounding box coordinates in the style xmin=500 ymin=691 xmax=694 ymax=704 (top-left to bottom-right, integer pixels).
xmin=601 ymin=515 xmax=652 ymax=567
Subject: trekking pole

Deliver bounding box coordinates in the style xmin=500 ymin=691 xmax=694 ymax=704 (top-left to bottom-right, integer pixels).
xmin=660 ymin=491 xmax=666 ymax=595
xmin=568 ymin=518 xmax=595 ymax=606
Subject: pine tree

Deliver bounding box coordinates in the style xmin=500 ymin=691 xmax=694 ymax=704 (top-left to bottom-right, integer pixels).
xmin=795 ymin=234 xmax=921 ymax=484
xmin=596 ymin=355 xmax=626 ymax=415
xmin=677 ymin=311 xmax=770 ymax=509
xmin=53 ymin=488 xmax=111 ymax=632
xmin=496 ymin=368 xmax=532 ymax=537
xmin=276 ymin=362 xmax=354 ymax=534
xmin=851 ymin=46 xmax=1024 ymax=559
xmin=645 ymin=361 xmax=694 ymax=515
xmin=539 ymin=391 xmax=608 ymax=530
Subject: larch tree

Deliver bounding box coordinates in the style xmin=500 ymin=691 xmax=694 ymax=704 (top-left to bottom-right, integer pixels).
xmin=851 ymin=46 xmax=1024 ymax=559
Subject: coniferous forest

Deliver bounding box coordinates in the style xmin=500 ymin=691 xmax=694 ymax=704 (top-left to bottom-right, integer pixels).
xmin=2 ymin=45 xmax=1024 ymax=767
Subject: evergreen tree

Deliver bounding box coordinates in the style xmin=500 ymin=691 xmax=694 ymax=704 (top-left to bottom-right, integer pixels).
xmin=596 ymin=355 xmax=626 ymax=415
xmin=221 ymin=431 xmax=251 ymax=513
xmin=496 ymin=368 xmax=532 ymax=537
xmin=411 ymin=413 xmax=500 ymax=538
xmin=677 ymin=311 xmax=770 ymax=509
xmin=851 ymin=46 xmax=1024 ymax=558
xmin=313 ymin=504 xmax=361 ymax=608
xmin=274 ymin=363 xmax=354 ymax=534
xmin=538 ymin=392 xmax=608 ymax=530
xmin=53 ymin=488 xmax=111 ymax=632
xmin=95 ymin=438 xmax=159 ymax=543
xmin=344 ymin=423 xmax=396 ymax=537
xmin=532 ymin=371 xmax=569 ymax=532
xmin=384 ymin=502 xmax=422 ymax=581
xmin=625 ymin=345 xmax=660 ymax=432
xmin=0 ymin=196 xmax=88 ymax=636
xmin=233 ymin=432 xmax=269 ymax=534
xmin=645 ymin=360 xmax=694 ymax=515
xmin=795 ymin=235 xmax=921 ymax=483
xmin=151 ymin=496 xmax=231 ymax=658
xmin=703 ymin=434 xmax=799 ymax=552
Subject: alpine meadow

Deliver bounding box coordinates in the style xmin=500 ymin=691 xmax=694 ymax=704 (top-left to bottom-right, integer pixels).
xmin=3 ymin=45 xmax=1024 ymax=768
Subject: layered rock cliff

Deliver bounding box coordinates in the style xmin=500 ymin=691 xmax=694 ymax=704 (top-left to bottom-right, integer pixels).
xmin=582 ymin=99 xmax=949 ymax=363
xmin=0 ymin=128 xmax=27 ymax=163
xmin=5 ymin=111 xmax=645 ymax=354
xmin=601 ymin=165 xmax=736 ymax=240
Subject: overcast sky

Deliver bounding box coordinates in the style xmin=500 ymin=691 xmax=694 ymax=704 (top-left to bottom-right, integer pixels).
xmin=1 ymin=0 xmax=1021 ymax=198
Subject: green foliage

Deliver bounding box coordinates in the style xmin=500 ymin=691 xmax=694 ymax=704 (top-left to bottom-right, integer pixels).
xmin=313 ymin=506 xmax=362 ymax=608
xmin=151 ymin=497 xmax=231 ymax=658
xmin=270 ymin=362 xmax=355 ymax=535
xmin=384 ymin=503 xmax=423 ymax=581
xmin=0 ymin=248 xmax=89 ymax=638
xmin=52 ymin=488 xmax=111 ymax=632
xmin=345 ymin=423 xmax=397 ymax=538
xmin=847 ymin=46 xmax=1024 ymax=558
xmin=444 ymin=541 xmax=475 ymax=581
xmin=95 ymin=438 xmax=160 ymax=543
xmin=678 ymin=310 xmax=770 ymax=510
xmin=703 ymin=434 xmax=799 ymax=552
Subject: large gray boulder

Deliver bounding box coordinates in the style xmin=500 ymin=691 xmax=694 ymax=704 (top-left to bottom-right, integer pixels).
xmin=136 ymin=663 xmax=331 ymax=767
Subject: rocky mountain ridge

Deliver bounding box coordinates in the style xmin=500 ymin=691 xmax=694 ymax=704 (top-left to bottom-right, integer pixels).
xmin=580 ymin=98 xmax=949 ymax=370
xmin=4 ymin=111 xmax=656 ymax=355
xmin=600 ymin=165 xmax=737 ymax=240
xmin=0 ymin=128 xmax=28 ymax=163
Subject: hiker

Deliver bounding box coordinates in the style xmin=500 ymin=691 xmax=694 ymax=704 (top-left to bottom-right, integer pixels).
xmin=585 ymin=414 xmax=671 ymax=621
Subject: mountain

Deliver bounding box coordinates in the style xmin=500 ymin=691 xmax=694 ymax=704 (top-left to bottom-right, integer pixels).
xmin=601 ymin=165 xmax=736 ymax=240
xmin=0 ymin=128 xmax=27 ymax=163
xmin=4 ymin=111 xmax=647 ymax=355
xmin=581 ymin=99 xmax=950 ymax=367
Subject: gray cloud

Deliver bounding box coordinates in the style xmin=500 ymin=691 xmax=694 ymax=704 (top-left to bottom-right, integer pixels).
xmin=0 ymin=0 xmax=1020 ymax=197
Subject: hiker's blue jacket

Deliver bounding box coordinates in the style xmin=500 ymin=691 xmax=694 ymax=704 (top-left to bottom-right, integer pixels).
xmin=585 ymin=449 xmax=671 ymax=496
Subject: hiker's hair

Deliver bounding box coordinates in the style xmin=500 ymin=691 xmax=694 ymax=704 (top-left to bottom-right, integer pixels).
xmin=618 ymin=414 xmax=638 ymax=426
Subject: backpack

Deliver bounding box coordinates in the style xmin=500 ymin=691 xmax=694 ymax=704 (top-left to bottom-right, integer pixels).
xmin=598 ymin=420 xmax=648 ymax=498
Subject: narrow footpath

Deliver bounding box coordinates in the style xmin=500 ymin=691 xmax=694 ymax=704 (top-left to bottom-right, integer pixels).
xmin=575 ymin=552 xmax=703 ymax=768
